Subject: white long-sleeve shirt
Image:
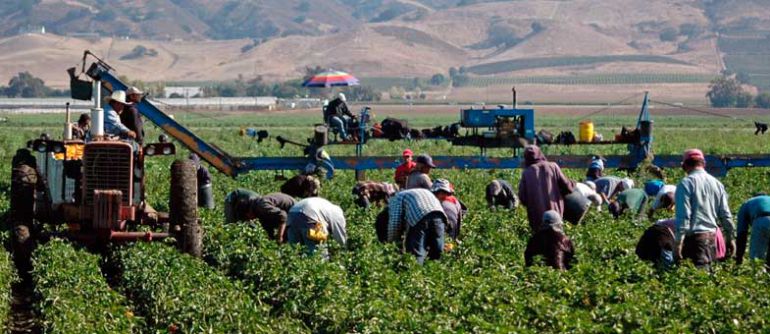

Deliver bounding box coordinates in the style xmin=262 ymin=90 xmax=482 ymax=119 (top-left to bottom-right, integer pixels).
xmin=288 ymin=197 xmax=347 ymax=246
xmin=675 ymin=169 xmax=734 ymax=243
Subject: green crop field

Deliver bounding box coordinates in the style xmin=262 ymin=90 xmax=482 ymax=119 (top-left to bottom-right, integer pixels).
xmin=1 ymin=108 xmax=770 ymax=332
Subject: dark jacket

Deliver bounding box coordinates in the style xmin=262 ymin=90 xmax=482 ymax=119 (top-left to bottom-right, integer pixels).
xmin=524 ymin=228 xmax=575 ymax=270
xmin=281 ymin=175 xmax=320 ymax=198
xmin=518 ymin=146 xmax=574 ymax=231
xmin=636 ymin=222 xmax=675 ymax=263
xmin=486 ymin=179 xmax=517 ymax=209
xmin=120 ymin=105 xmax=144 ymax=144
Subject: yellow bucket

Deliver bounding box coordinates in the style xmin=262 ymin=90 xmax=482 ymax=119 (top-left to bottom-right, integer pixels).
xmin=579 ymin=121 xmax=594 ymax=143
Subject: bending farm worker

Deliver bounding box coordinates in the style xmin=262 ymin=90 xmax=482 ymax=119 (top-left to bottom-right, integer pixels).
xmin=280 ymin=174 xmax=321 ymax=198
xmin=286 ymin=197 xmax=347 ymax=256
xmin=405 ymin=154 xmax=435 ymax=190
xmin=431 ymin=179 xmax=465 ymax=240
xmin=518 ymin=145 xmax=575 ymax=232
xmin=735 ymin=193 xmax=770 ymax=264
xmin=586 ymin=155 xmax=605 ymax=181
xmin=674 ymin=149 xmax=735 ymax=270
xmin=636 ymin=218 xmax=676 ymax=268
xmin=224 ymin=189 xmax=296 ymax=242
xmin=394 ymin=149 xmax=416 ymax=188
xmin=486 ymin=179 xmax=518 ymax=211
xmin=524 ymin=210 xmax=575 ymax=270
xmin=594 ymin=176 xmax=633 ymax=203
xmin=609 ymin=188 xmax=648 ymax=220
xmin=647 ymin=184 xmax=676 ymax=220
xmin=387 ymin=188 xmax=447 ymax=264
xmin=352 ymin=181 xmax=398 ymax=208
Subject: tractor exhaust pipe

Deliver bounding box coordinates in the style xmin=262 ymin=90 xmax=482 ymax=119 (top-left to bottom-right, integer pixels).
xmin=512 ymin=86 xmax=517 ymax=109
xmin=63 ymin=102 xmax=72 ymax=140
xmin=90 ymin=80 xmax=104 ymax=138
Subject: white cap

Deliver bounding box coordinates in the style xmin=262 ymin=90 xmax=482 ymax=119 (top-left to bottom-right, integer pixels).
xmin=620 ymin=178 xmax=634 ymax=190
xmin=338 ymin=93 xmax=346 ymax=102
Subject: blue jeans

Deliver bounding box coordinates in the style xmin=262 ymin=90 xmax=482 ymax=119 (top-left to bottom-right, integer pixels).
xmin=405 ymin=211 xmax=445 ymax=265
xmin=749 ymin=216 xmax=770 ymax=260
xmin=329 ymin=116 xmax=348 ymax=139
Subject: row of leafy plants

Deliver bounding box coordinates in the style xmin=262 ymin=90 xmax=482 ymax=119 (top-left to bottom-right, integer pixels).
xmin=199 ymin=167 xmax=770 ymax=333
xmin=0 ymin=245 xmax=14 ymax=333
xmin=110 ymin=241 xmax=305 ymax=333
xmin=32 ymin=239 xmax=139 ymax=333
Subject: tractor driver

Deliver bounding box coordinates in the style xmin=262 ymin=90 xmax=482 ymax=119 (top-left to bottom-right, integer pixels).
xmin=103 ymin=90 xmax=137 ymax=140
xmin=122 ymin=86 xmax=146 ymax=144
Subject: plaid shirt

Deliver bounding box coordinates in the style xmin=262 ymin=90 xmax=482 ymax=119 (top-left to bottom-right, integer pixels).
xmin=387 ymin=189 xmax=445 ymax=242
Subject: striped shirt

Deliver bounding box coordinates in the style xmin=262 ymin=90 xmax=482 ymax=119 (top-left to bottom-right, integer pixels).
xmin=387 ymin=189 xmax=445 ymax=242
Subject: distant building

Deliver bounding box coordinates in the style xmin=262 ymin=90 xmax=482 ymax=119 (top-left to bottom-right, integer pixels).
xmin=164 ymin=86 xmax=204 ymax=98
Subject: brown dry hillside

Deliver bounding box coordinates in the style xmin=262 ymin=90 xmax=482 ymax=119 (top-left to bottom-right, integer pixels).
xmin=0 ymin=0 xmax=767 ymax=103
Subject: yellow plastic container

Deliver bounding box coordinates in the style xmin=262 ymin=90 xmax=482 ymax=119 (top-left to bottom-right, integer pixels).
xmin=579 ymin=121 xmax=594 ymax=143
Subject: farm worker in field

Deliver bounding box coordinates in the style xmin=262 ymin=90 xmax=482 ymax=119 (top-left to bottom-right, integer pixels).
xmin=608 ymin=188 xmax=648 ymax=219
xmin=224 ymin=189 xmax=296 ymax=242
xmin=325 ymin=93 xmax=354 ymax=141
xmin=674 ymin=149 xmax=735 ymax=270
xmin=405 ymin=154 xmax=435 ymax=190
xmin=352 ymin=181 xmax=398 ymax=208
xmin=574 ymin=181 xmax=603 ymax=210
xmin=636 ymin=218 xmax=676 ymax=268
xmin=486 ymin=179 xmax=518 ymax=211
xmin=280 ymin=174 xmax=321 ymax=198
xmin=646 ymin=184 xmax=676 ymax=220
xmin=594 ymin=176 xmax=633 ymax=203
xmin=189 ymin=153 xmax=214 ymax=209
xmin=386 ymin=188 xmax=447 ymax=264
xmin=735 ymin=193 xmax=770 ymax=264
xmin=287 ymin=197 xmax=347 ymax=256
xmin=122 ymin=86 xmax=145 ymax=144
xmin=432 ymin=179 xmax=465 ymax=240
xmin=103 ymin=90 xmax=137 ymax=140
xmin=71 ymin=113 xmax=91 ymax=140
xmin=517 ymin=145 xmax=575 ymax=232
xmin=394 ymin=149 xmax=416 ymax=188
xmin=586 ymin=155 xmax=605 ymax=181
xmin=524 ymin=210 xmax=575 ymax=270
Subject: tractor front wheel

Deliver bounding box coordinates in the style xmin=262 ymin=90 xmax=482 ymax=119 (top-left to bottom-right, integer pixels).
xmin=10 ymin=162 xmax=38 ymax=275
xmin=169 ymin=159 xmax=202 ymax=257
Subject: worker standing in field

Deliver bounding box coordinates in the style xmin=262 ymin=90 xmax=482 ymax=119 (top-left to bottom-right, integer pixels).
xmin=122 ymin=86 xmax=145 ymax=144
xmin=287 ymin=197 xmax=347 ymax=256
xmin=609 ymin=188 xmax=648 ymax=220
xmin=432 ymin=179 xmax=465 ymax=240
xmin=189 ymin=153 xmax=214 ymax=209
xmin=394 ymin=149 xmax=416 ymax=188
xmin=486 ymin=179 xmax=518 ymax=211
xmin=735 ymin=193 xmax=770 ymax=264
xmin=103 ymin=90 xmax=137 ymax=140
xmin=405 ymin=154 xmax=435 ymax=190
xmin=674 ymin=149 xmax=735 ymax=270
xmin=518 ymin=145 xmax=574 ymax=232
xmin=386 ymin=188 xmax=447 ymax=264
xmin=636 ymin=218 xmax=676 ymax=268
xmin=224 ymin=189 xmax=296 ymax=242
xmin=586 ymin=155 xmax=605 ymax=181
xmin=524 ymin=211 xmax=575 ymax=270
xmin=352 ymin=181 xmax=398 ymax=208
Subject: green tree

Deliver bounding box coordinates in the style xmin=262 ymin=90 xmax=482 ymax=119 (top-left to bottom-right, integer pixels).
xmin=736 ymin=91 xmax=754 ymax=108
xmin=430 ymin=73 xmax=446 ymax=86
xmin=5 ymin=71 xmax=49 ymax=98
xmin=706 ymin=76 xmax=743 ymax=107
xmin=755 ymin=92 xmax=770 ymax=109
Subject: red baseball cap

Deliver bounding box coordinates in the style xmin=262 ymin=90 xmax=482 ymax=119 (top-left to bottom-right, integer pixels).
xmin=402 ymin=149 xmax=413 ymax=157
xmin=682 ymin=149 xmax=704 ymax=162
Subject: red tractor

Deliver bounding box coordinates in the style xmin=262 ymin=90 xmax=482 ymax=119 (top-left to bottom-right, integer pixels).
xmin=9 ymin=100 xmax=201 ymax=263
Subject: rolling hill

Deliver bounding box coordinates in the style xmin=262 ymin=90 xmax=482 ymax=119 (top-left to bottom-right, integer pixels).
xmin=0 ymin=0 xmax=767 ymax=102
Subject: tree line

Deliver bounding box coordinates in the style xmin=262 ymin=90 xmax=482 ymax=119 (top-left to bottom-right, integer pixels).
xmin=707 ymin=75 xmax=770 ymax=109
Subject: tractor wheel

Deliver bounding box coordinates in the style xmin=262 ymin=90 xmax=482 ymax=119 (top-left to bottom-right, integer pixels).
xmin=10 ymin=163 xmax=38 ymax=275
xmin=169 ymin=159 xmax=202 ymax=257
